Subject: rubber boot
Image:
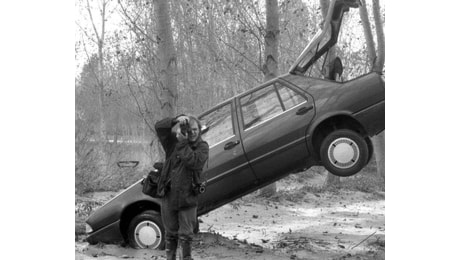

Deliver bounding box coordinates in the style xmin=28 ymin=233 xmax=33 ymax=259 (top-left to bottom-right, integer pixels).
xmin=180 ymin=239 xmax=193 ymax=260
xmin=165 ymin=238 xmax=178 ymax=260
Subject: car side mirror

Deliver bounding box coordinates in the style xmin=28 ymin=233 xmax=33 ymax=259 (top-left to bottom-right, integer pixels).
xmin=117 ymin=161 xmax=139 ymax=168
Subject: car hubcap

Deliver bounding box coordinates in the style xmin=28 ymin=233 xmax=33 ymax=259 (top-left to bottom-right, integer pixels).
xmin=134 ymin=220 xmax=162 ymax=249
xmin=328 ymin=137 xmax=359 ymax=169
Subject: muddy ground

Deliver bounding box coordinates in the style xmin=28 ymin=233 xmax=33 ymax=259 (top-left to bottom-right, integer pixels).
xmin=75 ymin=169 xmax=385 ymax=260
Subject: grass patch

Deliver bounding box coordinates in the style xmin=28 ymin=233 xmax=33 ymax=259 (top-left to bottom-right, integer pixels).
xmin=76 ymin=164 xmax=146 ymax=194
xmin=75 ymin=138 xmax=156 ymax=194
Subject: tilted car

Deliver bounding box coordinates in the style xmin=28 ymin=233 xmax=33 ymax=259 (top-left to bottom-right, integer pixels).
xmin=85 ymin=0 xmax=384 ymax=250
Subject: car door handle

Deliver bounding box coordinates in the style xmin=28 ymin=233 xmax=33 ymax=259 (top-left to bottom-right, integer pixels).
xmin=224 ymin=140 xmax=240 ymax=150
xmin=296 ymin=104 xmax=313 ymax=115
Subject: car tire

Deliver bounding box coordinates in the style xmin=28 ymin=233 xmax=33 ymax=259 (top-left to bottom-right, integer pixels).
xmin=320 ymin=129 xmax=369 ymax=177
xmin=127 ymin=210 xmax=165 ymax=250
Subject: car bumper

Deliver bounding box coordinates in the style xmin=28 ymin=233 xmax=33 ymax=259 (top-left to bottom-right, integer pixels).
xmin=354 ymin=100 xmax=385 ymax=136
xmin=86 ymin=220 xmax=124 ymax=245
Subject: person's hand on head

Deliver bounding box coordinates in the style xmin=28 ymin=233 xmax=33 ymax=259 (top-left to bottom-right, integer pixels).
xmin=176 ymin=115 xmax=189 ymax=126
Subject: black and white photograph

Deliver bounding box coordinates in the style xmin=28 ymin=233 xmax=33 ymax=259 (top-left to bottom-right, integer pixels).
xmin=11 ymin=0 xmax=460 ymax=259
xmin=74 ymin=0 xmax=386 ymax=259
xmin=7 ymin=0 xmax=460 ymax=259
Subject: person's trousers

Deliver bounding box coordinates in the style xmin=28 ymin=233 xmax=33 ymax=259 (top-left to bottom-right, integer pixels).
xmin=161 ymin=203 xmax=197 ymax=260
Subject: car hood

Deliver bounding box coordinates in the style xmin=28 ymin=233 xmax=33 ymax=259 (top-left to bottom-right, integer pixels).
xmin=288 ymin=0 xmax=360 ymax=75
xmin=86 ymin=179 xmax=161 ymax=232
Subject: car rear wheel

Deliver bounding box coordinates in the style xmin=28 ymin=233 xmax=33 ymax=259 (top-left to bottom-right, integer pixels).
xmin=127 ymin=210 xmax=165 ymax=250
xmin=320 ymin=129 xmax=368 ymax=177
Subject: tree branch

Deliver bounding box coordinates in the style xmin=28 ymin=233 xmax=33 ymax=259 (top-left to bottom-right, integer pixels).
xmin=118 ymin=0 xmax=157 ymax=45
xmin=124 ymin=65 xmax=156 ymax=133
xmin=216 ymin=35 xmax=261 ymax=72
xmin=86 ymin=0 xmax=101 ymax=42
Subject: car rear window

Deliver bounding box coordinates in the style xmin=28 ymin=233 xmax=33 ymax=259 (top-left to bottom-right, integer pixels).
xmin=240 ymin=85 xmax=283 ymax=129
xmin=276 ymin=83 xmax=307 ymax=110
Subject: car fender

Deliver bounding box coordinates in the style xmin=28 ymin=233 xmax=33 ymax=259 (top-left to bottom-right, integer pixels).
xmin=86 ymin=179 xmax=162 ymax=234
xmin=304 ymin=110 xmax=358 ymax=160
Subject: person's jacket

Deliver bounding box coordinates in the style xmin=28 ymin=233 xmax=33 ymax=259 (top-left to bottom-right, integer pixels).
xmin=155 ymin=116 xmax=209 ymax=209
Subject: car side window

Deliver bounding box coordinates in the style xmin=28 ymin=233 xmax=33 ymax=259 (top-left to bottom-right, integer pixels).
xmin=276 ymin=83 xmax=307 ymax=110
xmin=240 ymin=85 xmax=283 ymax=129
xmin=199 ymin=103 xmax=234 ymax=147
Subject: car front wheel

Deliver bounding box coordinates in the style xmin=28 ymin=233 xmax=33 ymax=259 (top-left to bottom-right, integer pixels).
xmin=127 ymin=210 xmax=165 ymax=250
xmin=320 ymin=129 xmax=369 ymax=177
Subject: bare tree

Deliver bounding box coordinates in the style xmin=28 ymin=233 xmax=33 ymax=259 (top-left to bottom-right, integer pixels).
xmin=259 ymin=0 xmax=280 ymax=197
xmin=372 ymin=0 xmax=385 ymax=73
xmin=359 ymin=0 xmax=385 ymax=179
xmin=79 ymin=0 xmax=115 ymax=168
xmin=359 ymin=0 xmax=376 ymax=69
xmin=154 ymin=0 xmax=178 ymax=118
xmin=262 ymin=0 xmax=280 ymax=81
xmin=320 ymin=0 xmax=341 ymax=186
xmin=371 ymin=0 xmax=385 ymax=179
xmin=88 ymin=0 xmax=107 ymax=142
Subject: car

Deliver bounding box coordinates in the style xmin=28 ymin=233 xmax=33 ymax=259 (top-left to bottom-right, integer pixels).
xmin=85 ymin=0 xmax=384 ymax=250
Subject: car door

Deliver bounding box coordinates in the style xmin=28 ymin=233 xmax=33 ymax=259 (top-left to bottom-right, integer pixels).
xmin=197 ymin=100 xmax=257 ymax=213
xmin=236 ymin=80 xmax=315 ymax=186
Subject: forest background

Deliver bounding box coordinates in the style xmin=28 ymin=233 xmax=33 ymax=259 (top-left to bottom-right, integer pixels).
xmin=75 ymin=0 xmax=385 ymax=195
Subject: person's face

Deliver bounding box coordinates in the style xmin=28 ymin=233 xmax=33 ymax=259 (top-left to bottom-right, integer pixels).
xmin=188 ymin=120 xmax=200 ymax=142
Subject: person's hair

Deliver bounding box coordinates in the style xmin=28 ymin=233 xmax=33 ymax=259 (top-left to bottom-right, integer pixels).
xmin=188 ymin=116 xmax=202 ymax=136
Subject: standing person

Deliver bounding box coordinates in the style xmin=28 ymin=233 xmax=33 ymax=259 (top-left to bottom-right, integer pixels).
xmin=155 ymin=115 xmax=209 ymax=260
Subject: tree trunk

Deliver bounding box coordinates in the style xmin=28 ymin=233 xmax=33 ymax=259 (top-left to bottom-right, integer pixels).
xmin=358 ymin=0 xmax=385 ymax=179
xmin=372 ymin=0 xmax=385 ymax=73
xmin=359 ymin=0 xmax=377 ymax=70
xmin=319 ymin=0 xmax=341 ymax=186
xmin=373 ymin=131 xmax=385 ymax=178
xmin=154 ymin=0 xmax=178 ymax=118
xmin=371 ymin=0 xmax=385 ymax=179
xmin=85 ymin=0 xmax=109 ymax=168
xmin=259 ymin=0 xmax=279 ymax=197
xmin=97 ymin=39 xmax=106 ymax=146
xmin=262 ymin=0 xmax=279 ymax=80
